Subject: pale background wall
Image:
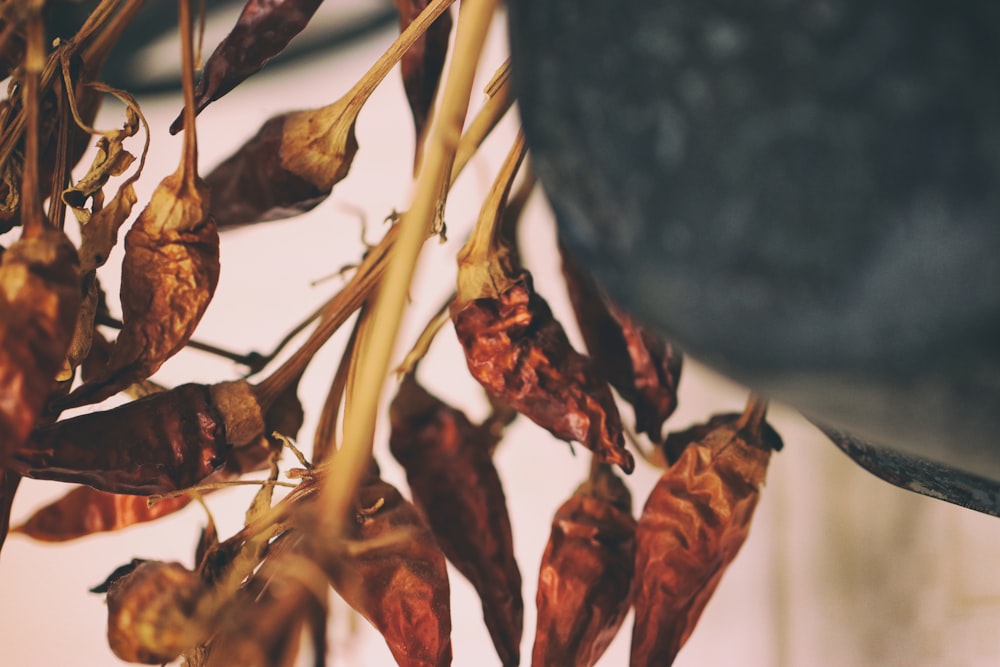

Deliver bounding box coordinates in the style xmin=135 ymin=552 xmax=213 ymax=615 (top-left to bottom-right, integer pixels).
xmin=1 ymin=4 xmax=998 ymax=665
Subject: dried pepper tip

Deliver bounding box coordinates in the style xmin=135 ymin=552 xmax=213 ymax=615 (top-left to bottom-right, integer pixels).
xmin=389 ymin=373 xmax=523 ymax=666
xmin=532 ymin=463 xmax=636 ymax=667
xmin=104 ymin=560 xmax=210 ymax=664
xmin=0 ymin=469 xmax=21 ymax=555
xmin=317 ymin=473 xmax=453 ymax=667
xmin=560 ymin=241 xmax=682 ymax=444
xmin=452 ymin=274 xmax=635 ymax=473
xmin=629 ymin=406 xmax=780 ymax=667
xmin=0 ymin=228 xmax=81 ymax=456
xmin=394 ymin=0 xmax=454 ymax=146
xmin=169 ymin=0 xmax=325 ymax=133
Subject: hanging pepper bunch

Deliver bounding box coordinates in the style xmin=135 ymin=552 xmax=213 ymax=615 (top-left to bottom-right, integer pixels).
xmin=0 ymin=1 xmax=785 ymax=666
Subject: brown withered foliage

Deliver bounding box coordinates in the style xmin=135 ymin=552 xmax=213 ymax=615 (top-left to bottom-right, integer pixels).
xmin=560 ymin=240 xmax=682 ymax=443
xmin=317 ymin=470 xmax=453 ymax=667
xmin=532 ymin=463 xmax=636 ymax=667
xmin=630 ymin=399 xmax=782 ymax=666
xmin=389 ymin=373 xmax=522 ymax=667
xmin=11 ymin=380 xmax=265 ymax=494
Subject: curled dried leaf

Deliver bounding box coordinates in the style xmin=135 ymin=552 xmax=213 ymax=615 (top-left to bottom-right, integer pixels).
xmin=390 ymin=373 xmax=521 ymax=666
xmin=318 ymin=472 xmax=452 ymax=667
xmin=532 ymin=464 xmax=636 ymax=667
xmin=560 ymin=240 xmax=682 ymax=443
xmin=104 ymin=560 xmax=210 ymax=664
xmin=630 ymin=400 xmax=780 ymax=666
xmin=12 ymin=380 xmax=265 ymax=494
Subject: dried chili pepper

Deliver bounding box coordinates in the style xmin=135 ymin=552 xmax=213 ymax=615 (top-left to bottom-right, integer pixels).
xmin=317 ymin=469 xmax=452 ymax=667
xmin=630 ymin=398 xmax=781 ymax=666
xmin=0 ymin=469 xmax=20 ymax=554
xmin=560 ymin=240 xmax=682 ymax=444
xmin=390 ymin=372 xmax=521 ymax=667
xmin=169 ymin=0 xmax=324 ymax=134
xmin=450 ymin=138 xmax=632 ymax=472
xmin=0 ymin=15 xmax=81 ymax=458
xmin=104 ymin=560 xmax=210 ymax=664
xmin=65 ymin=0 xmax=218 ymax=407
xmin=12 ymin=432 xmax=276 ymax=542
xmin=532 ymin=462 xmax=636 ymax=667
xmin=11 ymin=380 xmax=265 ymax=494
xmin=203 ymin=0 xmax=456 ymax=227
xmin=394 ymin=0 xmax=453 ymax=152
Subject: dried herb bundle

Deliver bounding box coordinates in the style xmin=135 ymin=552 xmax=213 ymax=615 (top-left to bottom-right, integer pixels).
xmin=390 ymin=372 xmax=522 ymax=667
xmin=630 ymin=398 xmax=782 ymax=665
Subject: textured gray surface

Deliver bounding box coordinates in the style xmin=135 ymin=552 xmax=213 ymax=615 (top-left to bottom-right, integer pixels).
xmin=508 ymin=0 xmax=1000 ymax=484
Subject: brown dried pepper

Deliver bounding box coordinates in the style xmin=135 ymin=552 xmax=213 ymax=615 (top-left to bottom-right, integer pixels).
xmin=532 ymin=463 xmax=636 ymax=667
xmin=394 ymin=0 xmax=453 ymax=147
xmin=202 ymin=0 xmax=455 ymax=227
xmin=317 ymin=469 xmax=452 ymax=667
xmin=452 ymin=135 xmax=633 ymax=472
xmin=104 ymin=560 xmax=210 ymax=664
xmin=629 ymin=399 xmax=782 ymax=666
xmin=169 ymin=0 xmax=324 ymax=133
xmin=10 ymin=380 xmax=265 ymax=494
xmin=390 ymin=372 xmax=522 ymax=667
xmin=65 ymin=0 xmax=219 ymax=407
xmin=560 ymin=240 xmax=682 ymax=443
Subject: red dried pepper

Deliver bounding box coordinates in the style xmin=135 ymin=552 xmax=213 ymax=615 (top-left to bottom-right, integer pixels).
xmin=390 ymin=372 xmax=521 ymax=667
xmin=317 ymin=469 xmax=452 ymax=667
xmin=12 ymin=434 xmax=276 ymax=542
xmin=10 ymin=380 xmax=265 ymax=494
xmin=393 ymin=0 xmax=453 ymax=147
xmin=630 ymin=399 xmax=781 ymax=666
xmin=169 ymin=0 xmax=324 ymax=133
xmin=560 ymin=240 xmax=682 ymax=443
xmin=452 ymin=135 xmax=633 ymax=472
xmin=532 ymin=463 xmax=636 ymax=667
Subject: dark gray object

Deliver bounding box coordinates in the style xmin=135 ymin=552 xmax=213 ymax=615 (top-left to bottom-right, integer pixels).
xmin=508 ymin=1 xmax=1000 ymax=513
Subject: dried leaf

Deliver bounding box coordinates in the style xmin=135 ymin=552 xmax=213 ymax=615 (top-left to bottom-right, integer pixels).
xmin=561 ymin=241 xmax=682 ymax=443
xmin=12 ymin=381 xmax=266 ymax=494
xmin=390 ymin=373 xmax=521 ymax=666
xmin=169 ymin=0 xmax=325 ymax=133
xmin=532 ymin=464 xmax=635 ymax=667
xmin=630 ymin=402 xmax=780 ymax=665
xmin=318 ymin=472 xmax=452 ymax=667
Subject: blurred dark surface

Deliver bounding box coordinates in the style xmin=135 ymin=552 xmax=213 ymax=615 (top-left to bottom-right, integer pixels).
xmin=508 ymin=1 xmax=1000 ymax=512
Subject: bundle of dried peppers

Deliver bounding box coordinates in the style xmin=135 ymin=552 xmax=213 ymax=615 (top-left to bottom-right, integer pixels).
xmin=0 ymin=1 xmax=785 ymax=665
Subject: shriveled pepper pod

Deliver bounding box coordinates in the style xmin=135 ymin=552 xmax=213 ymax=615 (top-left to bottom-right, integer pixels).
xmin=11 ymin=380 xmax=266 ymax=494
xmin=394 ymin=0 xmax=453 ymax=151
xmin=169 ymin=0 xmax=325 ymax=133
xmin=317 ymin=470 xmax=452 ymax=667
xmin=629 ymin=397 xmax=782 ymax=666
xmin=203 ymin=0 xmax=456 ymax=227
xmin=560 ymin=240 xmax=682 ymax=444
xmin=452 ymin=135 xmax=633 ymax=473
xmin=104 ymin=560 xmax=210 ymax=664
xmin=532 ymin=462 xmax=636 ymax=667
xmin=390 ymin=372 xmax=522 ymax=667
